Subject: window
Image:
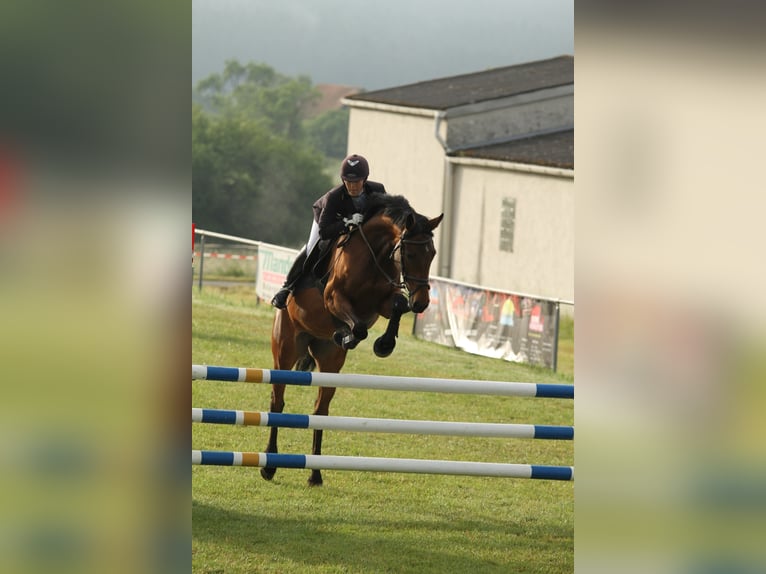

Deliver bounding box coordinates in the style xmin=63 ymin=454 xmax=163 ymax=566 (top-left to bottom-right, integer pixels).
xmin=499 ymin=197 xmax=516 ymax=252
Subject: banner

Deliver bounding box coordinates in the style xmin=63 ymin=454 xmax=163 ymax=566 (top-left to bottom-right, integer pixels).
xmin=413 ymin=278 xmax=560 ymax=370
xmin=255 ymin=244 xmax=300 ymax=302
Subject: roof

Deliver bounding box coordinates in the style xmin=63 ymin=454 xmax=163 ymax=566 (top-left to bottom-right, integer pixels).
xmin=452 ymin=129 xmax=574 ymax=170
xmin=346 ymin=56 xmax=573 ymax=111
xmin=306 ymin=84 xmax=360 ymax=117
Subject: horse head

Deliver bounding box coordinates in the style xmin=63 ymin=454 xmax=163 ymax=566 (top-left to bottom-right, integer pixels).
xmin=396 ymin=212 xmax=444 ymax=313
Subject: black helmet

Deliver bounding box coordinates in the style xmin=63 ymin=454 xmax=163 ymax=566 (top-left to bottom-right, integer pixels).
xmin=340 ymin=154 xmax=369 ymax=182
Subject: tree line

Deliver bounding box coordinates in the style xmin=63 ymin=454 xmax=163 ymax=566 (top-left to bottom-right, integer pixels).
xmin=192 ymin=60 xmax=351 ymax=247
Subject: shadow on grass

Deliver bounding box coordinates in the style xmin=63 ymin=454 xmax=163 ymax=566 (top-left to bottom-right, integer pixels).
xmin=193 ymin=498 xmax=572 ymax=573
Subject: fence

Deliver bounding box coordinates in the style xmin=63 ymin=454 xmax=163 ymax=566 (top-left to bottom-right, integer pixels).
xmin=192 ymin=364 xmax=574 ymax=481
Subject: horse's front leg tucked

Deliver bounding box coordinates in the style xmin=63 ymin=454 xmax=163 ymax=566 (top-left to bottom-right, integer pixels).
xmin=261 ymin=383 xmax=285 ymax=481
xmin=327 ymin=290 xmax=368 ymax=350
xmin=332 ymin=326 xmax=368 ymax=350
xmin=374 ymin=293 xmax=410 ymax=358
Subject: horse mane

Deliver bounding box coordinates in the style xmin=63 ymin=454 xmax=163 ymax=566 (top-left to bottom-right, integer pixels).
xmin=366 ymin=194 xmax=432 ymax=235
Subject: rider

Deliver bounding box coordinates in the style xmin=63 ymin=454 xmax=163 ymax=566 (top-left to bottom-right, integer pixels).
xmin=270 ymin=153 xmax=387 ymax=309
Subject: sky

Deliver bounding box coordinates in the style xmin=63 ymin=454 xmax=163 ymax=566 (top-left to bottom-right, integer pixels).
xmin=192 ymin=0 xmax=574 ymax=91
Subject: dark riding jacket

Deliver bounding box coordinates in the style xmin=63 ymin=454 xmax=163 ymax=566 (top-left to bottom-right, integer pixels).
xmin=313 ymin=181 xmax=387 ymax=241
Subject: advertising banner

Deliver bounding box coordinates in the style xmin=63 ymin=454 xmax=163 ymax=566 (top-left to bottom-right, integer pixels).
xmin=255 ymin=244 xmax=300 ymax=302
xmin=413 ymin=278 xmax=560 ymax=370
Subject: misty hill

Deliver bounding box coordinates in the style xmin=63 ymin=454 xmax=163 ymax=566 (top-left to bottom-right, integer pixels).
xmin=192 ymin=0 xmax=573 ymax=91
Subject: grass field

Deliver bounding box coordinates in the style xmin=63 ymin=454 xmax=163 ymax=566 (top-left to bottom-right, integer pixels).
xmin=192 ymin=286 xmax=574 ymax=573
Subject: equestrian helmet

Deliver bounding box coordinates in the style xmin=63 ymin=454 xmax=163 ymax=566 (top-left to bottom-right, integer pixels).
xmin=340 ymin=154 xmax=369 ymax=182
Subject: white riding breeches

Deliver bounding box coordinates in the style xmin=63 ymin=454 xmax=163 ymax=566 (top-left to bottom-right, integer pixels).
xmin=306 ymin=219 xmax=320 ymax=255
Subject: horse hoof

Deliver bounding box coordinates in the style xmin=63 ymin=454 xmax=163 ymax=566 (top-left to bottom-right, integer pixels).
xmin=352 ymin=325 xmax=368 ymax=340
xmin=260 ymin=467 xmax=276 ymax=481
xmin=308 ymin=472 xmax=323 ymax=487
xmin=342 ymin=335 xmax=359 ymax=350
xmin=373 ymin=336 xmax=395 ymax=358
xmin=393 ymin=294 xmax=410 ymax=313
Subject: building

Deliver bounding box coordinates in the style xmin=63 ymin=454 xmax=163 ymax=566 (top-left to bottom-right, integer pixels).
xmin=341 ymin=56 xmax=573 ymax=304
xmin=305 ymin=84 xmax=360 ymax=117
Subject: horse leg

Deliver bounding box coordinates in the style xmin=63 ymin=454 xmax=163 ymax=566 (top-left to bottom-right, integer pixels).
xmin=374 ymin=293 xmax=410 ymax=358
xmin=263 ymin=309 xmax=299 ymax=481
xmin=333 ymin=326 xmax=367 ymax=350
xmin=260 ymin=383 xmax=285 ymax=481
xmin=307 ymin=342 xmax=346 ymax=487
xmin=308 ymin=386 xmax=337 ymax=486
xmin=328 ymin=291 xmax=368 ymax=350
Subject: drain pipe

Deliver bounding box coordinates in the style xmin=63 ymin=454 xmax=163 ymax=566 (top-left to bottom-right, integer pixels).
xmin=434 ymin=111 xmax=455 ymax=278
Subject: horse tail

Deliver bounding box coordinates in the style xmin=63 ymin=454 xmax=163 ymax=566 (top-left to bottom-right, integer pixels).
xmin=295 ymin=352 xmax=316 ymax=372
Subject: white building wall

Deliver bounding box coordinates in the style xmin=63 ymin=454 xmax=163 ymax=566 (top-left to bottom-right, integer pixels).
xmin=450 ymin=165 xmax=573 ymax=302
xmin=346 ymin=107 xmax=448 ymax=271
xmin=346 ymin=105 xmax=574 ymax=303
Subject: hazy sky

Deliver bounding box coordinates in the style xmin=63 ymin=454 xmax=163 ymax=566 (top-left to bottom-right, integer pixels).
xmin=192 ymin=0 xmax=573 ymax=90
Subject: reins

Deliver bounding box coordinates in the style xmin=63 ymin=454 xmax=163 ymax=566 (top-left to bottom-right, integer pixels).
xmin=356 ymin=224 xmax=405 ymax=289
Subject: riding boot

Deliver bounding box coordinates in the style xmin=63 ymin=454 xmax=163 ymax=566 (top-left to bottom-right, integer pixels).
xmin=270 ymin=248 xmax=307 ymax=309
xmin=305 ymin=239 xmax=332 ymax=278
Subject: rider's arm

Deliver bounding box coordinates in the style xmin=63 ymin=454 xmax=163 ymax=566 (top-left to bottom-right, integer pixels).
xmin=317 ymin=191 xmax=350 ymax=240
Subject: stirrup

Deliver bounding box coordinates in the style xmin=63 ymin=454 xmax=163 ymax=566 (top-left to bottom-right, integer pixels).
xmin=271 ymin=288 xmax=290 ymax=309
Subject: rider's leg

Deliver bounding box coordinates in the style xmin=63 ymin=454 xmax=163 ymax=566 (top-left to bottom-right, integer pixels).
xmin=271 ymin=219 xmax=319 ymax=309
xmin=306 ymin=220 xmax=320 ymax=255
xmin=270 ymin=247 xmax=308 ymax=309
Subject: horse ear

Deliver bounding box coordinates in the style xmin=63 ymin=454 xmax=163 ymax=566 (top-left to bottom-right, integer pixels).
xmin=405 ymin=213 xmax=417 ymax=230
xmin=427 ymin=213 xmax=444 ymax=231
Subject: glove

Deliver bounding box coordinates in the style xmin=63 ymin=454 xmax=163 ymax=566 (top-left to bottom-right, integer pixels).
xmin=343 ymin=212 xmax=364 ymax=228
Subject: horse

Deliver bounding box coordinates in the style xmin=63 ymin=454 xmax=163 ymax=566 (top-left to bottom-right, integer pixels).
xmin=264 ymin=194 xmax=443 ymax=485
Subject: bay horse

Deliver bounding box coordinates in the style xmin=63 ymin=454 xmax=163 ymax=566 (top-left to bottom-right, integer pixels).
xmin=264 ymin=195 xmax=443 ymax=485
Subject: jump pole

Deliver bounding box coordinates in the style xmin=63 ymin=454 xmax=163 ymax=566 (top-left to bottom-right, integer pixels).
xmin=192 ymin=408 xmax=573 ymax=440
xmin=192 ymin=365 xmax=574 ymax=399
xmin=192 ymin=450 xmax=574 ymax=481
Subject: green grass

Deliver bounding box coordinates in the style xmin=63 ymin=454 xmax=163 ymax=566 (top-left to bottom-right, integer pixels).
xmin=193 ymin=286 xmax=573 ymax=573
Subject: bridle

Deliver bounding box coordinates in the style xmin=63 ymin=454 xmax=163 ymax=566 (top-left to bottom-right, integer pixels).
xmin=391 ymin=234 xmax=433 ymax=298
xmin=355 ymin=223 xmax=433 ymax=298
